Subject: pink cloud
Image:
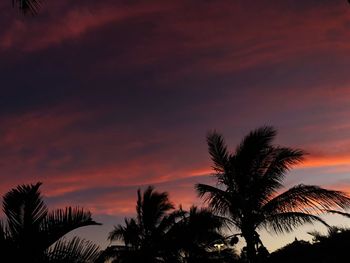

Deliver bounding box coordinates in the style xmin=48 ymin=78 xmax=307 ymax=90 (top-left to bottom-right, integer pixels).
xmin=2 ymin=0 xmax=350 ymax=221
xmin=0 ymin=1 xmax=175 ymax=51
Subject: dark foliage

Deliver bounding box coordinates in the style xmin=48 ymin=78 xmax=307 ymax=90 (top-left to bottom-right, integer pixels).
xmin=0 ymin=182 xmax=101 ymax=263
xmin=196 ymin=126 xmax=350 ymax=263
xmin=270 ymin=227 xmax=350 ymax=263
xmin=98 ymin=186 xmax=238 ymax=263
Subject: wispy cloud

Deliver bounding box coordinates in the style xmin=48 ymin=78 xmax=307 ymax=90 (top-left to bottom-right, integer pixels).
xmin=1 ymin=0 xmax=350 ymax=239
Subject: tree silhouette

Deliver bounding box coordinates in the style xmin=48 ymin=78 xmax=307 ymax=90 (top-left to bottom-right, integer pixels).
xmin=196 ymin=126 xmax=350 ymax=263
xmin=270 ymin=227 xmax=350 ymax=263
xmin=103 ymin=186 xmax=179 ymax=263
xmin=166 ymin=206 xmax=238 ymax=263
xmin=0 ymin=182 xmax=101 ymax=263
xmin=100 ymin=186 xmax=236 ymax=263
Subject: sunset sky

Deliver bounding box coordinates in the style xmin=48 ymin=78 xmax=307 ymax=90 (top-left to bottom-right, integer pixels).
xmin=2 ymin=0 xmax=350 ymax=251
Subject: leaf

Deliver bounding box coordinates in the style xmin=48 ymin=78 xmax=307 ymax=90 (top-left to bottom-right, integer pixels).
xmin=12 ymin=0 xmax=42 ymax=15
xmin=45 ymin=237 xmax=101 ymax=263
xmin=3 ymin=182 xmax=48 ymax=238
xmin=261 ymin=212 xmax=329 ymax=234
xmin=41 ymin=207 xmax=101 ymax=248
xmin=263 ymin=184 xmax=350 ymax=214
xmin=207 ymin=131 xmax=230 ymax=173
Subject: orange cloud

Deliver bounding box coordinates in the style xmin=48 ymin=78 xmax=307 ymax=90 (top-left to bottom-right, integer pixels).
xmin=302 ymin=155 xmax=350 ymax=169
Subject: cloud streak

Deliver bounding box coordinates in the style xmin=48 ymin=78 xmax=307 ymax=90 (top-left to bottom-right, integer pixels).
xmin=1 ymin=0 xmax=350 ymax=250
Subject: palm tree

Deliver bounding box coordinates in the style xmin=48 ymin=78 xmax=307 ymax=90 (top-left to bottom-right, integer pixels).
xmin=12 ymin=0 xmax=42 ymax=15
xmin=0 ymin=182 xmax=101 ymax=263
xmin=196 ymin=126 xmax=350 ymax=263
xmin=103 ymin=186 xmax=180 ymax=263
xmin=100 ymin=187 xmax=235 ymax=263
xmin=167 ymin=206 xmax=238 ymax=263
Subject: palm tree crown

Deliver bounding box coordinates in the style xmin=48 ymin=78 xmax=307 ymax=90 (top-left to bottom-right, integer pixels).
xmin=106 ymin=186 xmax=178 ymax=263
xmin=167 ymin=206 xmax=238 ymax=263
xmin=101 ymin=186 xmax=234 ymax=263
xmin=196 ymin=126 xmax=350 ymax=263
xmin=0 ymin=182 xmax=101 ymax=263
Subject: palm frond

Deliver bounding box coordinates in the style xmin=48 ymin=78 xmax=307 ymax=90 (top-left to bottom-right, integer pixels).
xmin=138 ymin=186 xmax=174 ymax=232
xmin=261 ymin=147 xmax=304 ymax=190
xmin=235 ymin=126 xmax=276 ymax=167
xmin=196 ymin=183 xmax=239 ymax=220
xmin=3 ymin=182 xmax=48 ymax=237
xmin=157 ymin=209 xmax=185 ymax=234
xmin=184 ymin=206 xmax=225 ymax=242
xmin=0 ymin=220 xmax=11 ymax=260
xmin=0 ymin=220 xmax=11 ymax=256
xmin=108 ymin=225 xmax=125 ymax=242
xmin=262 ymin=147 xmax=305 ymax=179
xmin=164 ymin=206 xmax=226 ymax=260
xmin=0 ymin=220 xmax=8 ymax=241
xmin=41 ymin=207 xmax=101 ymax=248
xmin=45 ymin=237 xmax=100 ymax=263
xmin=326 ymin=209 xmax=350 ymax=218
xmin=260 ymin=212 xmax=329 ymax=234
xmin=108 ymin=218 xmax=140 ymax=247
xmin=207 ymin=131 xmax=230 ymax=173
xmin=251 ymin=147 xmax=305 ymax=207
xmin=232 ymin=126 xmax=278 ymax=193
xmin=13 ymin=0 xmax=42 ymax=15
xmin=262 ymin=184 xmax=350 ymax=214
xmin=95 ymin=245 xmax=126 ymax=263
xmin=136 ymin=188 xmax=143 ymax=226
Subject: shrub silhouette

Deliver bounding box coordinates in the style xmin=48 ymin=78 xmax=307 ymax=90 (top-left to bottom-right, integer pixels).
xmin=270 ymin=227 xmax=350 ymax=263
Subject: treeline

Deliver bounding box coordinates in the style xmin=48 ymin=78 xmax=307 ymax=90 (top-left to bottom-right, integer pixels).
xmin=1 ymin=126 xmax=350 ymax=263
xmin=270 ymin=226 xmax=350 ymax=263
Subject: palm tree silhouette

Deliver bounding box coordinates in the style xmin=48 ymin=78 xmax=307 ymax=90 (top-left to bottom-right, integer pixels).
xmin=12 ymin=0 xmax=42 ymax=15
xmin=0 ymin=182 xmax=101 ymax=262
xmin=100 ymin=187 xmax=235 ymax=263
xmin=104 ymin=186 xmax=179 ymax=263
xmin=196 ymin=126 xmax=350 ymax=263
xmin=167 ymin=206 xmax=238 ymax=263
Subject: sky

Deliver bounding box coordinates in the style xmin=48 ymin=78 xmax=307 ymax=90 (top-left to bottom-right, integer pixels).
xmin=1 ymin=0 xmax=350 ymax=251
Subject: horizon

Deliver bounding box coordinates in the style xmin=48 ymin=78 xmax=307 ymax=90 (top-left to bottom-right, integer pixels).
xmin=2 ymin=0 xmax=350 ymax=253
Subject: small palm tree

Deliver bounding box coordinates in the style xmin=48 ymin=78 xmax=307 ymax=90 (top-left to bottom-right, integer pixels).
xmin=104 ymin=186 xmax=179 ymax=263
xmin=196 ymin=126 xmax=350 ymax=263
xmin=0 ymin=182 xmax=101 ymax=262
xmin=101 ymin=187 xmax=234 ymax=263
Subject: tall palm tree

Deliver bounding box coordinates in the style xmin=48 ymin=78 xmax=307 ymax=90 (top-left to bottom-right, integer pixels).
xmin=0 ymin=182 xmax=101 ymax=263
xmin=12 ymin=0 xmax=42 ymax=15
xmin=196 ymin=126 xmax=350 ymax=263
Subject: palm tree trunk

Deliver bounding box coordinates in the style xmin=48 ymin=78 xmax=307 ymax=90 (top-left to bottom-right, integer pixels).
xmin=242 ymin=231 xmax=257 ymax=263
